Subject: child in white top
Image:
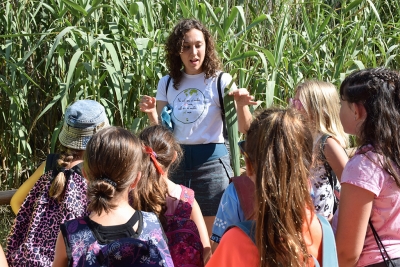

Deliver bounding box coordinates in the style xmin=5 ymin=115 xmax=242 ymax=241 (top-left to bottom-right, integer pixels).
xmin=291 ymin=80 xmax=349 ymax=218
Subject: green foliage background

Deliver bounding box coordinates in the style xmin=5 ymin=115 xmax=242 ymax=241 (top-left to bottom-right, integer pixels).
xmin=1 ymin=0 xmax=400 ymax=190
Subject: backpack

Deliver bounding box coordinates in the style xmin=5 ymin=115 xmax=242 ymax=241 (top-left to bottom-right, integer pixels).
xmin=165 ymin=186 xmax=204 ymax=267
xmin=226 ymin=214 xmax=338 ymax=267
xmin=62 ymin=212 xmax=172 ymax=267
xmin=319 ymin=134 xmax=341 ymax=214
xmin=6 ymin=154 xmax=88 ymax=267
xmin=230 ymin=175 xmax=255 ymax=220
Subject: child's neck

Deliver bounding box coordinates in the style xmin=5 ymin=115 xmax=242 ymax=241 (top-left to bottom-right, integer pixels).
xmin=89 ymin=196 xmax=136 ymax=227
xmin=165 ymin=177 xmax=179 ymax=195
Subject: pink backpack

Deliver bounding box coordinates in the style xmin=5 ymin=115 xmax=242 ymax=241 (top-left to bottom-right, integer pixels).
xmin=165 ymin=186 xmax=204 ymax=267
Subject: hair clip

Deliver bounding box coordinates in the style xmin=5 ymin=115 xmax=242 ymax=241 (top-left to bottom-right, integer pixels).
xmin=144 ymin=146 xmax=165 ymax=175
xmin=99 ymin=177 xmax=117 ymax=188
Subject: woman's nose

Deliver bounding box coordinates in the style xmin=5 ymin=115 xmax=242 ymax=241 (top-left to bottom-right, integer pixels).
xmin=189 ymin=46 xmax=197 ymax=55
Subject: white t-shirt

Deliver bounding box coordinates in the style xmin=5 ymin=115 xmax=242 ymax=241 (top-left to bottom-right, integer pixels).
xmin=156 ymin=72 xmax=235 ymax=144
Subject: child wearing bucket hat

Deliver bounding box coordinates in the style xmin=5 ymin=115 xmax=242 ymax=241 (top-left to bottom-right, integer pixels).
xmin=7 ymin=99 xmax=109 ymax=267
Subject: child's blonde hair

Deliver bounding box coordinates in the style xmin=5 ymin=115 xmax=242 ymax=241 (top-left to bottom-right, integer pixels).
xmin=296 ymin=80 xmax=349 ymax=148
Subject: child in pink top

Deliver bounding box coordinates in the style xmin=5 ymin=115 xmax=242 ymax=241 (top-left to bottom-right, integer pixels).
xmin=335 ymin=68 xmax=400 ymax=266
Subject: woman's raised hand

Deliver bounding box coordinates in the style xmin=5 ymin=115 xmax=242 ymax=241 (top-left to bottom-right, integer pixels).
xmin=139 ymin=95 xmax=157 ymax=113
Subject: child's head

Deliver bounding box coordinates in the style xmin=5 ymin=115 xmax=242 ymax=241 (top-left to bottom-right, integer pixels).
xmin=84 ymin=126 xmax=143 ymax=215
xmin=132 ymin=125 xmax=182 ymax=224
xmin=50 ymin=99 xmax=110 ymax=202
xmin=340 ymin=67 xmax=400 ymax=188
xmin=139 ymin=124 xmax=182 ymax=176
xmin=340 ymin=67 xmax=400 ymax=144
xmin=165 ymin=18 xmax=222 ymax=88
xmin=244 ymin=107 xmax=314 ymax=266
xmin=294 ymin=80 xmax=348 ymax=147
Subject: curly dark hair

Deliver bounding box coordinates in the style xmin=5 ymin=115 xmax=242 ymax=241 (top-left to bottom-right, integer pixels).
xmin=165 ymin=18 xmax=222 ymax=89
xmin=340 ymin=67 xmax=400 ymax=188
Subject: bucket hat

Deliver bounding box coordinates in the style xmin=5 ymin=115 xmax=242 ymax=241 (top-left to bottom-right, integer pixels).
xmin=59 ymin=100 xmax=110 ymax=150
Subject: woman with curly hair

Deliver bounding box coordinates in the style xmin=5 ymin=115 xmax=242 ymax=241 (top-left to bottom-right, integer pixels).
xmin=140 ymin=19 xmax=255 ymax=236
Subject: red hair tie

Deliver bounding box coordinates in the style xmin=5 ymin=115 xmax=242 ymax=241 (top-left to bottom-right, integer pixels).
xmin=144 ymin=146 xmax=165 ymax=175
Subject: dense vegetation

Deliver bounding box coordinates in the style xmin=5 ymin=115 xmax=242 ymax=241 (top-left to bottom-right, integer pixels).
xmin=1 ymin=0 xmax=400 ymax=189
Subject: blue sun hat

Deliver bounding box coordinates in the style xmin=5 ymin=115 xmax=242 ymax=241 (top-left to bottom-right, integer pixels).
xmin=58 ymin=100 xmax=110 ymax=150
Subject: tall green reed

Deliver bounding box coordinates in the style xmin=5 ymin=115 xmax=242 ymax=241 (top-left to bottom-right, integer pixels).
xmin=1 ymin=0 xmax=399 ymax=187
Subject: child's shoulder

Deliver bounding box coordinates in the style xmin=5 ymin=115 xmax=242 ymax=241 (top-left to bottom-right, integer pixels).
xmin=178 ymin=185 xmax=194 ymax=204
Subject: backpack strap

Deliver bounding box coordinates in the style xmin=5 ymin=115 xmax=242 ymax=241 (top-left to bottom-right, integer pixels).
xmin=45 ymin=153 xmax=59 ymax=173
xmin=319 ymin=134 xmax=341 ymax=214
xmin=217 ymin=72 xmax=228 ymax=141
xmin=231 ymin=176 xmax=255 ymax=220
xmin=316 ymin=214 xmax=339 ymax=266
xmin=45 ymin=153 xmax=83 ymax=176
xmin=165 ymin=75 xmax=172 ymax=96
xmin=225 ymin=220 xmax=256 ymax=245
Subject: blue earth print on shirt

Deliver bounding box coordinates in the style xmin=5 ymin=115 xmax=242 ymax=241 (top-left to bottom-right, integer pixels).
xmin=172 ymin=88 xmax=206 ymax=124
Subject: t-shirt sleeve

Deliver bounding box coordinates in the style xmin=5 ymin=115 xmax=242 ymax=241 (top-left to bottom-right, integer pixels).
xmin=341 ymin=151 xmax=386 ymax=196
xmin=211 ymin=183 xmax=244 ymax=243
xmin=155 ymin=76 xmax=170 ymax=102
xmin=206 ymin=227 xmax=259 ymax=267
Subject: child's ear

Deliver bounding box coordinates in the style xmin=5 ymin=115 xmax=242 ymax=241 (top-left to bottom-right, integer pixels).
xmin=353 ymin=102 xmax=367 ymax=121
xmin=171 ymin=151 xmax=178 ymax=163
xmin=130 ymin=171 xmax=141 ymax=190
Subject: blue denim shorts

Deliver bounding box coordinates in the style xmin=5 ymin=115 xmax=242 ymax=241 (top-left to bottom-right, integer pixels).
xmin=170 ymin=144 xmax=233 ymax=216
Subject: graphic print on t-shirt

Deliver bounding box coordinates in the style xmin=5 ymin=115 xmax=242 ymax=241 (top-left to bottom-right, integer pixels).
xmin=172 ymin=88 xmax=206 ymax=124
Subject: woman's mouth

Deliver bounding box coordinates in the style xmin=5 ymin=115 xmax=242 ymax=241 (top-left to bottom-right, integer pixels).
xmin=190 ymin=59 xmax=199 ymax=65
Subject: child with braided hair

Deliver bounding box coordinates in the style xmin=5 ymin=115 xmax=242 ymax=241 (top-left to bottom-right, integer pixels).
xmin=335 ymin=68 xmax=400 ymax=266
xmin=7 ymin=100 xmax=109 ymax=267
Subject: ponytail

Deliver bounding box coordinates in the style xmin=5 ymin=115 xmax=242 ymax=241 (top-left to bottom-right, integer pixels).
xmin=49 ymin=150 xmax=74 ymax=202
xmin=87 ymin=179 xmax=117 ymax=215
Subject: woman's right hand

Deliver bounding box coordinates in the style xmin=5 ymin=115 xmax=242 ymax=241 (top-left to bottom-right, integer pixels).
xmin=139 ymin=95 xmax=157 ymax=114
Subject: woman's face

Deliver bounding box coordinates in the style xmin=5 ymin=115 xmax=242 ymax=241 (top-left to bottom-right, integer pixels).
xmin=179 ymin=29 xmax=206 ymax=75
